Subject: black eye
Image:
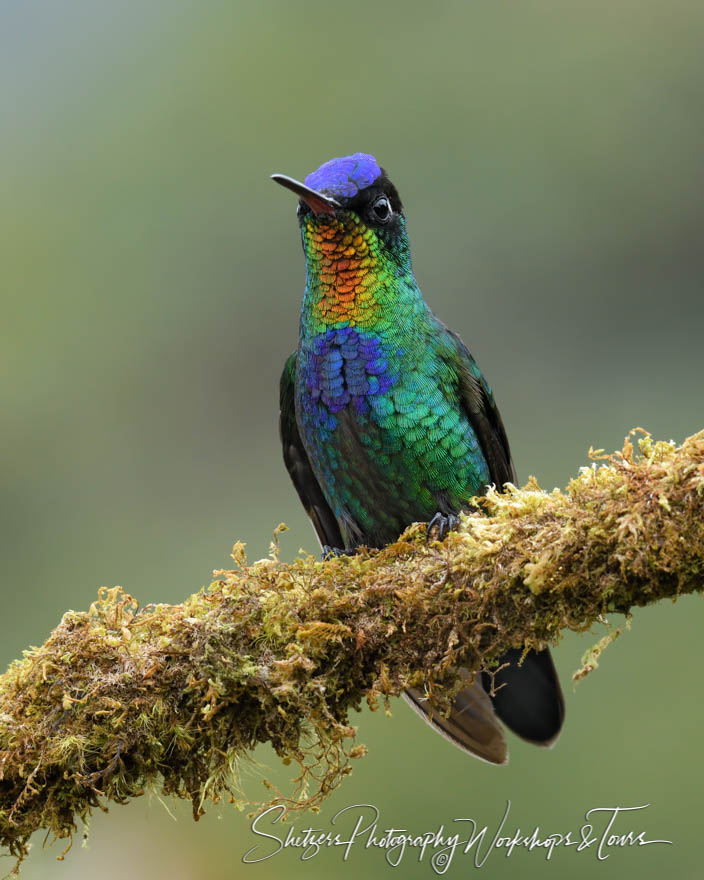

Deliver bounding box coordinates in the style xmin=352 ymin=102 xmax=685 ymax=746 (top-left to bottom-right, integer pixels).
xmin=371 ymin=195 xmax=392 ymax=223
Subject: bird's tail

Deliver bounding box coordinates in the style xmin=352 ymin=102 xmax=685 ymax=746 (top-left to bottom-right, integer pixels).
xmin=402 ymin=647 xmax=564 ymax=763
xmin=402 ymin=668 xmax=508 ymax=765
xmin=482 ymin=647 xmax=564 ymax=747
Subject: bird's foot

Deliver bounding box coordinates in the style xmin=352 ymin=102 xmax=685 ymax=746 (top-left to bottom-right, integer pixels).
xmin=426 ymin=512 xmax=459 ymax=542
xmin=321 ymin=545 xmax=353 ymax=560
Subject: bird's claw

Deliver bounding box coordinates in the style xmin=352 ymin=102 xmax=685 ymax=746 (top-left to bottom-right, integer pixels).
xmin=321 ymin=545 xmax=352 ymax=560
xmin=426 ymin=512 xmax=459 ymax=542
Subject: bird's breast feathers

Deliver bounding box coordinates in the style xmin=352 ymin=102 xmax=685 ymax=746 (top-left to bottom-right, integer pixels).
xmin=294 ymin=326 xmax=490 ymax=539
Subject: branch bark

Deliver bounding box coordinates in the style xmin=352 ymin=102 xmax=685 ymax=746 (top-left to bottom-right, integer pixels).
xmin=1 ymin=430 xmax=703 ymax=868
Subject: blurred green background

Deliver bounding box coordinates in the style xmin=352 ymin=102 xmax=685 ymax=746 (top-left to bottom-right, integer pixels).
xmin=3 ymin=0 xmax=703 ymax=877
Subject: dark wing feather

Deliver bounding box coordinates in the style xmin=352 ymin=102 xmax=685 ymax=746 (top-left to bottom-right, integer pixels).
xmin=442 ymin=324 xmax=517 ymax=490
xmin=279 ymin=352 xmax=343 ymax=550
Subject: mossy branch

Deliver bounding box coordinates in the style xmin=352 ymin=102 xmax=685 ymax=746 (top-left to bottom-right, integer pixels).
xmin=2 ymin=430 xmax=704 ymax=869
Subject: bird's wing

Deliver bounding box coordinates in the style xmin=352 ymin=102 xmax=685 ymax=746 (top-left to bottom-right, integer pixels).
xmin=441 ymin=323 xmax=517 ymax=490
xmin=279 ymin=352 xmax=344 ymax=550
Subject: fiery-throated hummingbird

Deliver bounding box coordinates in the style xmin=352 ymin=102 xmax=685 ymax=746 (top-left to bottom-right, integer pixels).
xmin=272 ymin=153 xmax=564 ymax=763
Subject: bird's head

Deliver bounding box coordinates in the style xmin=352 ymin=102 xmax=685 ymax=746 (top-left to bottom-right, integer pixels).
xmin=272 ymin=154 xmax=413 ymax=325
xmin=272 ymin=151 xmax=402 ymax=225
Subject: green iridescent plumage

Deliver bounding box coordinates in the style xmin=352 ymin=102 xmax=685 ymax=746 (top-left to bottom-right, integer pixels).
xmin=274 ymin=153 xmax=564 ymax=764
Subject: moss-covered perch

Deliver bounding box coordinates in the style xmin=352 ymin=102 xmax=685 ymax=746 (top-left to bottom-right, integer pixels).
xmin=1 ymin=430 xmax=704 ymax=869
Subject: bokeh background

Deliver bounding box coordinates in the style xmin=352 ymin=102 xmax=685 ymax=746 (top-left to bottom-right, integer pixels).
xmin=3 ymin=1 xmax=704 ymax=877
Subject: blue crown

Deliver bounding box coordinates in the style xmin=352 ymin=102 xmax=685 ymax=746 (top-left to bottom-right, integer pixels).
xmin=305 ymin=153 xmax=382 ymax=201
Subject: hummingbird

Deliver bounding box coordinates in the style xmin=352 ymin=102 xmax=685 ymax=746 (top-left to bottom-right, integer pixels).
xmin=272 ymin=153 xmax=564 ymax=764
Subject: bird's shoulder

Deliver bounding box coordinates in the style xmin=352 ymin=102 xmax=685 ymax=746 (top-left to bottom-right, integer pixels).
xmin=433 ymin=317 xmax=517 ymax=488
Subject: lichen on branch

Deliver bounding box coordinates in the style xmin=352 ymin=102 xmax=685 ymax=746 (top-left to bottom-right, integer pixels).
xmin=1 ymin=430 xmax=703 ymax=870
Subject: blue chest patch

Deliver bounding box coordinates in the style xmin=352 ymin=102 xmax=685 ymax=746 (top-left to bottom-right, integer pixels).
xmin=300 ymin=327 xmax=397 ymax=421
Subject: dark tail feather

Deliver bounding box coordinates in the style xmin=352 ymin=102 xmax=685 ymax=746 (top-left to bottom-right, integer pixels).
xmin=402 ymin=668 xmax=508 ymax=765
xmin=482 ymin=647 xmax=564 ymax=746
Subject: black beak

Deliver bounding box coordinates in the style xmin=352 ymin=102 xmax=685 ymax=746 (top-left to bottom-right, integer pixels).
xmin=270 ymin=173 xmax=341 ymax=216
